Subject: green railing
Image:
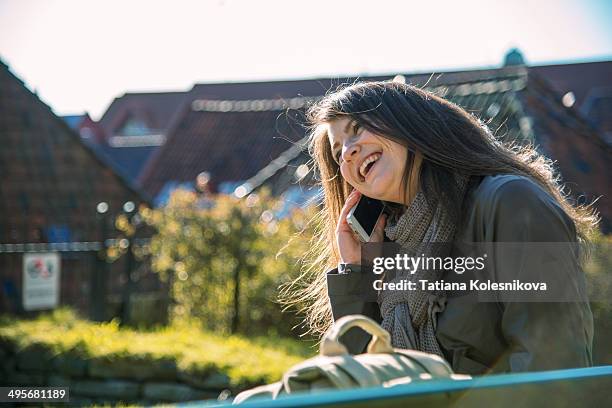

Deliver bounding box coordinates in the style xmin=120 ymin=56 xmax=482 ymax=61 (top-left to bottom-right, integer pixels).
xmin=180 ymin=365 xmax=612 ymax=408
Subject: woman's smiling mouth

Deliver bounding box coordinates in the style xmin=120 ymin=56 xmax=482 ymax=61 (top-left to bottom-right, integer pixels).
xmin=359 ymin=152 xmax=382 ymax=180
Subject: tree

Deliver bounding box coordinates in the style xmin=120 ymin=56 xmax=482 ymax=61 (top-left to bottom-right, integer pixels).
xmin=141 ymin=188 xmax=314 ymax=336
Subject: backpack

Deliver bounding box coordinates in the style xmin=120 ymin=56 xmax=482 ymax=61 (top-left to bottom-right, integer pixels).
xmin=233 ymin=314 xmax=469 ymax=404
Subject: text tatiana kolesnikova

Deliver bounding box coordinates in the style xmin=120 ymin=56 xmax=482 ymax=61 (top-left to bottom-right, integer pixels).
xmin=371 ymin=253 xmax=547 ymax=292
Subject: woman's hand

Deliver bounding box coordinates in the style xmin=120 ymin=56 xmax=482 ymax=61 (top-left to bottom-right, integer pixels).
xmin=336 ymin=190 xmax=387 ymax=265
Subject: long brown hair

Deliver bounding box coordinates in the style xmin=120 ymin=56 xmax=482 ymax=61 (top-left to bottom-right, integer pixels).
xmin=280 ymin=80 xmax=599 ymax=337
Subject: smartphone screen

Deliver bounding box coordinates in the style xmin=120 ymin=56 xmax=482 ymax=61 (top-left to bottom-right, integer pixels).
xmin=350 ymin=195 xmax=384 ymax=238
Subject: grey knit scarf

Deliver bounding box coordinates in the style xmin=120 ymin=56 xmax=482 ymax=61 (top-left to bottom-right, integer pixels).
xmin=379 ymin=175 xmax=470 ymax=357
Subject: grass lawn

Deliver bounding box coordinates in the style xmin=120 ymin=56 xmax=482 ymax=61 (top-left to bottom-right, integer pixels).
xmin=0 ymin=308 xmax=317 ymax=389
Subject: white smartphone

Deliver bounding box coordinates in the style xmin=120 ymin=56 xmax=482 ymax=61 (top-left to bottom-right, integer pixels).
xmin=346 ymin=195 xmax=385 ymax=242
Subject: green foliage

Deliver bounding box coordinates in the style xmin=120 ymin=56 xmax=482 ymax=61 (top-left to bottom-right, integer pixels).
xmin=0 ymin=309 xmax=315 ymax=388
xmin=140 ymin=189 xmax=315 ymax=337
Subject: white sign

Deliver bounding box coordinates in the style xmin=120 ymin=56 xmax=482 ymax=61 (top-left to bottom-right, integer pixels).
xmin=22 ymin=252 xmax=61 ymax=311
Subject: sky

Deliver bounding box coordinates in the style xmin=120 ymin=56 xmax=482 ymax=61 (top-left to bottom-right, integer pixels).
xmin=0 ymin=0 xmax=610 ymax=120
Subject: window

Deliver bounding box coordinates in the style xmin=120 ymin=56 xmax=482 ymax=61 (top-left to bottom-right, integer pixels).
xmin=116 ymin=116 xmax=152 ymax=137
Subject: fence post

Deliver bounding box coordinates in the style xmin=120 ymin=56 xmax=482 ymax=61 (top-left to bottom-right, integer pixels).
xmin=91 ymin=202 xmax=109 ymax=321
xmin=119 ymin=201 xmax=137 ymax=326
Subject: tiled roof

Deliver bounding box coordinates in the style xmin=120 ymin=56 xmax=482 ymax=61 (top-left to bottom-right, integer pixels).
xmin=532 ymin=61 xmax=612 ymax=141
xmin=139 ymin=101 xmax=306 ymax=197
xmin=241 ymin=67 xmax=611 ymax=231
xmin=531 ymin=61 xmax=612 ymax=109
xmin=233 ymin=137 xmax=311 ymax=198
xmin=0 ymin=60 xmax=151 ymax=243
xmin=99 ymin=78 xmax=390 ymax=184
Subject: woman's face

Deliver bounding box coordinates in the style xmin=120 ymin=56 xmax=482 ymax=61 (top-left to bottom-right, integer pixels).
xmin=327 ymin=117 xmax=410 ymax=204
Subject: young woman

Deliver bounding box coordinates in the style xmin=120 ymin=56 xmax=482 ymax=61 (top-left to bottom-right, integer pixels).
xmin=285 ymin=80 xmax=597 ymax=375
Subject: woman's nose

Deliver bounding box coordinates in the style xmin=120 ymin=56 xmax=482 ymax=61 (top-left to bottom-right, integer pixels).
xmin=342 ymin=142 xmax=360 ymax=163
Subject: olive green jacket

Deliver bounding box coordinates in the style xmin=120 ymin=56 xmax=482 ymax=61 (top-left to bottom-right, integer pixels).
xmin=327 ymin=175 xmax=594 ymax=375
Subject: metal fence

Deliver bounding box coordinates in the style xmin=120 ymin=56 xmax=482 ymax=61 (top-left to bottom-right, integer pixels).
xmin=0 ymin=239 xmax=169 ymax=325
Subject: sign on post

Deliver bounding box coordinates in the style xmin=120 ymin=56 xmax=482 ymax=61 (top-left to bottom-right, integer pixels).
xmin=22 ymin=253 xmax=61 ymax=311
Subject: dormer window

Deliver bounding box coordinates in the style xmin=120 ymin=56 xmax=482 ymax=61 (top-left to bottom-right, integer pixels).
xmin=116 ymin=116 xmax=152 ymax=136
xmin=109 ymin=114 xmax=166 ymax=147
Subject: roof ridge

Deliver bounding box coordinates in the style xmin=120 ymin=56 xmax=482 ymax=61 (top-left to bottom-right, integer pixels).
xmin=190 ymin=96 xmax=317 ymax=112
xmin=188 ymin=71 xmax=529 ymax=113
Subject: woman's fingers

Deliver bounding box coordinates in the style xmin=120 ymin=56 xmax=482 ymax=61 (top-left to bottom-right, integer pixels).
xmin=343 ymin=190 xmax=361 ymax=212
xmin=337 ymin=190 xmax=361 ymax=229
xmin=336 ymin=190 xmax=363 ymax=264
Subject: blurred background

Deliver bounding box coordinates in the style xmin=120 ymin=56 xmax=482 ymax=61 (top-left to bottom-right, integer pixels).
xmin=0 ymin=0 xmax=610 ymax=406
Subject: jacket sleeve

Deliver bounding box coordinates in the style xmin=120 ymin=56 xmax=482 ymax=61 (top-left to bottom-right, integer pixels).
xmin=484 ymin=178 xmax=594 ymax=372
xmin=327 ymin=265 xmax=382 ymax=354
